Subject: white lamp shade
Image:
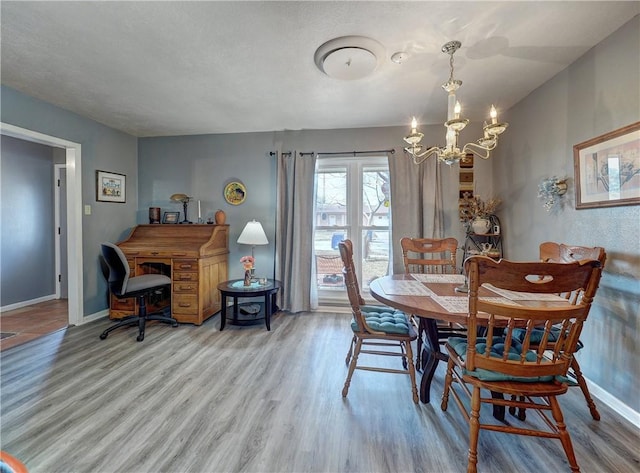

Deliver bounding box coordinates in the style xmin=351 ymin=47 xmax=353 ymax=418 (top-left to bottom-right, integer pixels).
xmin=237 ymin=220 xmax=268 ymax=245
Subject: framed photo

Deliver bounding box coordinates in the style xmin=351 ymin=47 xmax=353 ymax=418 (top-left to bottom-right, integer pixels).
xmin=224 ymin=181 xmax=247 ymax=205
xmin=162 ymin=211 xmax=180 ymax=224
xmin=574 ymin=122 xmax=640 ymax=209
xmin=96 ymin=170 xmax=126 ymax=203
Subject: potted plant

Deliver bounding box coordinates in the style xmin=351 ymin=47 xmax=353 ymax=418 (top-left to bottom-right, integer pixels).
xmin=459 ymin=193 xmax=501 ymax=234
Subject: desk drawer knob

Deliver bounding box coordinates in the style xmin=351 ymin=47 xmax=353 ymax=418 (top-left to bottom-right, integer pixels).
xmin=178 ymin=302 xmax=192 ymax=308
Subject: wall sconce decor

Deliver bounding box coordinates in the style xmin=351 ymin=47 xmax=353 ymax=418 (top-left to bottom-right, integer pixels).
xmin=538 ymin=176 xmax=568 ymax=211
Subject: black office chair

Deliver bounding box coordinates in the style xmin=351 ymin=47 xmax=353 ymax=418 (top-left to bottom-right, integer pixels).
xmin=100 ymin=242 xmax=177 ymax=342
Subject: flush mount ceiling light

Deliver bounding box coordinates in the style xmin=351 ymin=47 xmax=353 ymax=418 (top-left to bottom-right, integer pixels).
xmin=314 ymin=35 xmax=385 ymax=80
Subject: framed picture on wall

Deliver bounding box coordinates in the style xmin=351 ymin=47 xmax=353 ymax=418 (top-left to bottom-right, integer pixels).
xmin=96 ymin=170 xmax=126 ymax=203
xmin=573 ymin=122 xmax=640 ymax=209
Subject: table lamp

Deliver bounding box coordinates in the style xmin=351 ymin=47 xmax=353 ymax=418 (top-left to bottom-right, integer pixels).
xmin=237 ymin=220 xmax=269 ymax=275
xmin=170 ymin=193 xmax=192 ymax=224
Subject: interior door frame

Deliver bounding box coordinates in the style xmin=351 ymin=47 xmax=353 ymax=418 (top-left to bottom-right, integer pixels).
xmin=1 ymin=122 xmax=83 ymax=326
xmin=54 ymin=163 xmax=68 ymax=299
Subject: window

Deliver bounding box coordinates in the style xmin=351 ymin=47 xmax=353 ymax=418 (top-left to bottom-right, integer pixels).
xmin=314 ymin=156 xmax=391 ymax=304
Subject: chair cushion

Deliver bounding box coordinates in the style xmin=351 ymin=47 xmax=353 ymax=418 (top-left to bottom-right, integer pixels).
xmin=510 ymin=327 xmax=584 ymax=351
xmin=125 ymin=274 xmax=171 ymax=295
xmin=448 ymin=336 xmax=556 ymax=382
xmin=351 ymin=306 xmax=411 ymax=335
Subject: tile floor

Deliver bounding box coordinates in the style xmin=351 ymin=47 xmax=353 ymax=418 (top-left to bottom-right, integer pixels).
xmin=0 ymin=299 xmax=68 ymax=352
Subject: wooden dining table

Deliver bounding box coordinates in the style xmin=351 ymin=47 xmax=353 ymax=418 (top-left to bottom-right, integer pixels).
xmin=369 ymin=273 xmax=571 ymax=407
xmin=369 ymin=273 xmax=472 ymax=404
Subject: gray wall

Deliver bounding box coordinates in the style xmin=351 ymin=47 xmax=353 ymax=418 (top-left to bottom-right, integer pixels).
xmin=493 ymin=16 xmax=640 ymax=410
xmin=0 ymin=135 xmax=55 ymax=305
xmin=138 ymin=126 xmax=474 ymax=280
xmin=1 ymin=85 xmax=139 ymax=315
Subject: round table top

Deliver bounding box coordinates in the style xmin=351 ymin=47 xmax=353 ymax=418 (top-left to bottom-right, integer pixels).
xmin=218 ymin=278 xmax=282 ymax=295
xmin=369 ymin=273 xmax=571 ymax=326
xmin=369 ymin=274 xmax=471 ymax=325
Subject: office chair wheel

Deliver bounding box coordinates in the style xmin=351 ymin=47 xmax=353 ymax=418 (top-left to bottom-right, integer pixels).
xmin=99 ymin=333 xmax=108 ymax=340
xmin=137 ymin=332 xmax=145 ymax=342
xmin=172 ymin=321 xmax=178 ymax=327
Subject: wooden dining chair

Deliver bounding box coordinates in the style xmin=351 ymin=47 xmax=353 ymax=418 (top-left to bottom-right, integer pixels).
xmin=338 ymin=239 xmax=419 ymax=404
xmin=532 ymin=241 xmax=607 ymax=420
xmin=441 ymin=256 xmax=603 ymax=473
xmin=400 ymin=237 xmax=464 ymax=370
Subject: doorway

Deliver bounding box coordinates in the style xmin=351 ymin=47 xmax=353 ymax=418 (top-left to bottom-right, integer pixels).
xmin=54 ymin=164 xmax=68 ymax=299
xmin=1 ymin=122 xmax=83 ymax=326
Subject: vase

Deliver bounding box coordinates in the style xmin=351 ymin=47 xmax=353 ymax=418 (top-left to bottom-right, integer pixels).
xmin=215 ymin=209 xmax=226 ymax=225
xmin=148 ymin=207 xmax=161 ymax=224
xmin=471 ymin=218 xmax=491 ymax=234
xmin=243 ymin=269 xmax=252 ymax=286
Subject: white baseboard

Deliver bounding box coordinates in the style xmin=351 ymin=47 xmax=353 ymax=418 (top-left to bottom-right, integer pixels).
xmin=587 ymin=378 xmax=640 ymax=426
xmin=1 ymin=294 xmax=57 ymax=314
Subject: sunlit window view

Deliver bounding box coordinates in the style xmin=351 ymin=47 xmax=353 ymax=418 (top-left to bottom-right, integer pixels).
xmin=314 ymin=156 xmax=390 ymax=304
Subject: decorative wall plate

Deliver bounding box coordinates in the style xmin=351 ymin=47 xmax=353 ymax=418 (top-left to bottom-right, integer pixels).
xmin=224 ymin=181 xmax=247 ymax=205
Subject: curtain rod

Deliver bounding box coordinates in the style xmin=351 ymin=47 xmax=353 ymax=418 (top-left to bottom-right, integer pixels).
xmin=269 ymin=149 xmax=395 ymax=157
xmin=316 ymin=149 xmax=395 ymax=157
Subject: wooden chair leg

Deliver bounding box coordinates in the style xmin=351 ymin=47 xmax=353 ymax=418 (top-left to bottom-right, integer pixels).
xmin=570 ymin=357 xmax=600 ymax=420
xmin=549 ymin=396 xmax=580 ymax=472
xmin=345 ymin=335 xmax=356 ymax=366
xmin=440 ymin=357 xmax=454 ymax=411
xmin=467 ymin=386 xmax=481 ymax=473
xmin=404 ymin=340 xmax=419 ymax=404
xmin=414 ymin=316 xmax=424 ymax=371
xmin=342 ymin=337 xmax=362 ymax=397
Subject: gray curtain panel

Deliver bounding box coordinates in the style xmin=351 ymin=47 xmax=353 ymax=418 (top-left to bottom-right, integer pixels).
xmin=275 ymin=151 xmax=317 ymax=312
xmin=388 ymin=152 xmax=444 ymax=274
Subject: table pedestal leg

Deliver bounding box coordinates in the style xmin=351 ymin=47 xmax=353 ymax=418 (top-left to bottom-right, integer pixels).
xmin=264 ymin=293 xmax=272 ymax=331
xmin=419 ymin=318 xmax=447 ymax=404
xmin=220 ymin=295 xmax=227 ymax=331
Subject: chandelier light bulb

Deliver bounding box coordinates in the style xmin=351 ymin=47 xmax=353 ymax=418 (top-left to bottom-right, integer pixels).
xmin=454 ymin=101 xmax=461 ymax=119
xmin=490 ymin=105 xmax=498 ymax=124
xmin=411 ymin=117 xmax=418 ymax=132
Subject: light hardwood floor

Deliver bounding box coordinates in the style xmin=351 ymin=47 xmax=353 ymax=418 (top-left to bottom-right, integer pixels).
xmin=1 ymin=311 xmax=638 ymax=473
xmin=0 ymin=299 xmax=68 ymax=351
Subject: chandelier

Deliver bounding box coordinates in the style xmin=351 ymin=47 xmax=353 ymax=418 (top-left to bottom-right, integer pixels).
xmin=403 ymin=40 xmax=508 ymax=166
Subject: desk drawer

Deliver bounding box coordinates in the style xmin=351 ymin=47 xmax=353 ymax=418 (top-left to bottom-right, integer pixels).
xmin=174 ymin=281 xmax=198 ymax=293
xmin=172 ymin=294 xmax=198 ymax=314
xmin=111 ymin=295 xmax=134 ymax=311
xmin=174 ymin=259 xmax=198 ymax=271
xmin=173 ymin=272 xmax=198 ymax=282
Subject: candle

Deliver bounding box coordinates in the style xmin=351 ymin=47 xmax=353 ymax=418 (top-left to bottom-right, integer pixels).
xmin=198 ymin=200 xmax=201 ymax=219
xmin=454 ymin=101 xmax=461 ymax=119
xmin=490 ymin=105 xmax=498 ymax=124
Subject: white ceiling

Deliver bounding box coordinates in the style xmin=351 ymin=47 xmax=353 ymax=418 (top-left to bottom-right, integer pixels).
xmin=2 ymin=1 xmax=638 ymax=138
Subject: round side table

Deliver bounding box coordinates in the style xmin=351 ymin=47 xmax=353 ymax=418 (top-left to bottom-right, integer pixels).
xmin=217 ymin=279 xmax=282 ymax=331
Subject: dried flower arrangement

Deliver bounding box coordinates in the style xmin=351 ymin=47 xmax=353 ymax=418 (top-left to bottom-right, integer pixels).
xmin=459 ymin=192 xmax=501 ymax=222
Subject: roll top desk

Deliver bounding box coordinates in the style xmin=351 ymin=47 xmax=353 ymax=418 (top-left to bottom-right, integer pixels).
xmin=110 ymin=224 xmax=229 ymax=325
